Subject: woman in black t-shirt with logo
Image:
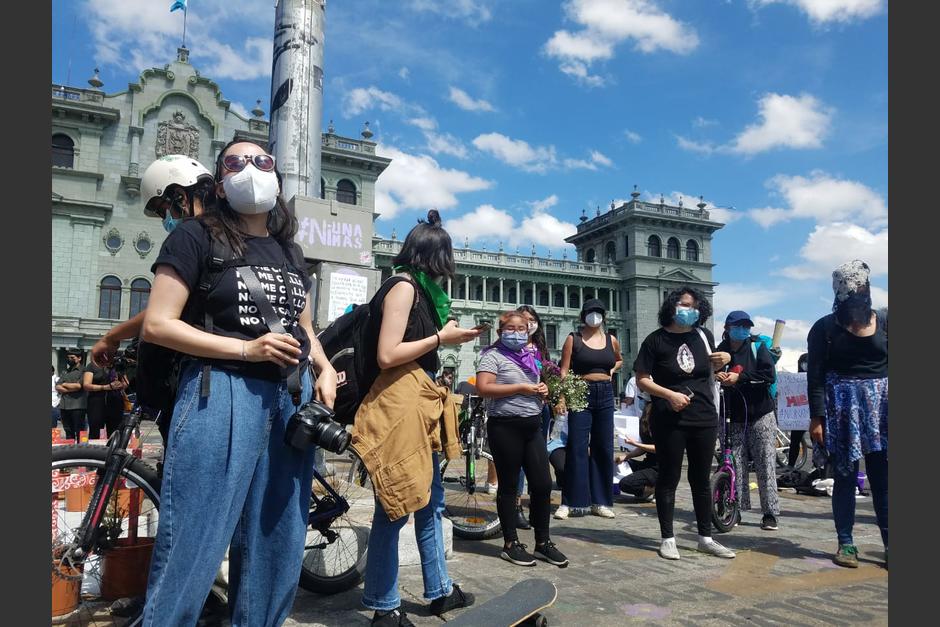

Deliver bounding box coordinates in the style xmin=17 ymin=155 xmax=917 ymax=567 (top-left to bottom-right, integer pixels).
xmin=633 ymin=286 xmax=733 ymax=561
xmin=139 ymin=140 xmax=338 ymax=625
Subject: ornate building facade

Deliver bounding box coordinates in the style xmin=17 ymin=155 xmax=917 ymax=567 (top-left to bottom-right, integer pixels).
xmin=51 ymin=50 xmax=723 ymax=394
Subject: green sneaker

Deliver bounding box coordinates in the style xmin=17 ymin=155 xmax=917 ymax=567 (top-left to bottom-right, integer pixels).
xmin=833 ymin=544 xmax=859 ymax=568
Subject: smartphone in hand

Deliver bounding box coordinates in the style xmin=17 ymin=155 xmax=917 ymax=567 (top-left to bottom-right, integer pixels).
xmin=472 ymin=322 xmax=492 ymax=331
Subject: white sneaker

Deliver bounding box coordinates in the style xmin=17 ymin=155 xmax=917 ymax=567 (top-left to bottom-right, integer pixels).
xmin=485 ymin=482 xmax=498 ymax=495
xmin=591 ymin=504 xmax=616 ymax=518
xmin=697 ymin=537 xmax=736 ymax=559
xmin=553 ymin=505 xmax=570 ymax=520
xmin=658 ymin=538 xmax=680 ymax=560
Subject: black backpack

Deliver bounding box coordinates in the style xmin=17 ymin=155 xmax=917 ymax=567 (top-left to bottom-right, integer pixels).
xmin=316 ymin=276 xmax=421 ymax=425
xmin=134 ymin=223 xmax=307 ymax=419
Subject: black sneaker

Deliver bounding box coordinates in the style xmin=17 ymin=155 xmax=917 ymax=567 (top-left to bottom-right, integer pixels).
xmin=761 ymin=514 xmax=779 ymax=531
xmin=371 ymin=608 xmax=416 ymax=626
xmin=429 ymin=584 xmax=475 ymax=616
xmin=516 ymin=505 xmax=532 ymax=530
xmin=500 ymin=540 xmax=537 ymax=567
xmin=535 ymin=540 xmax=569 ymax=568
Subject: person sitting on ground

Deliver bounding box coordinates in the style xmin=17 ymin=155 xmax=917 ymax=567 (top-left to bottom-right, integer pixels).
xmin=617 ymin=403 xmax=658 ymax=502
xmin=476 ymin=310 xmax=569 ymax=568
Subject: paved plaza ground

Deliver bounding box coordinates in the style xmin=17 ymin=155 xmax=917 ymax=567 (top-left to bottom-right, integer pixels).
xmin=286 ymin=483 xmax=888 ymax=626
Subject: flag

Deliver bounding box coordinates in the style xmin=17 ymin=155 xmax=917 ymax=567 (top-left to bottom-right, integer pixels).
xmin=170 ymin=0 xmax=187 ymax=12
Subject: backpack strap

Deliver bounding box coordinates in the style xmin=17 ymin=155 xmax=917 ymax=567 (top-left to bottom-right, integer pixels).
xmin=694 ymin=327 xmax=721 ymax=418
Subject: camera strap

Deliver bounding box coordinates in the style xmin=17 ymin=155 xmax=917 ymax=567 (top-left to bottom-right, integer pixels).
xmin=239 ymin=266 xmax=303 ymax=405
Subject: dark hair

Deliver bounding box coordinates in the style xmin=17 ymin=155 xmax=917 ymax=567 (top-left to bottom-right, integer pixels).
xmin=201 ymin=139 xmax=298 ymax=257
xmin=797 ymin=352 xmax=808 ymax=373
xmin=516 ymin=305 xmax=551 ymax=361
xmin=482 ymin=310 xmax=528 ymax=353
xmin=391 ymin=210 xmax=456 ymax=279
xmin=639 ymin=402 xmax=652 ymax=442
xmin=657 ymin=285 xmax=712 ymax=328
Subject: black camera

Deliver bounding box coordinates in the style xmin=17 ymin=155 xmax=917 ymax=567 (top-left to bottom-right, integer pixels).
xmin=285 ymin=399 xmax=350 ymax=454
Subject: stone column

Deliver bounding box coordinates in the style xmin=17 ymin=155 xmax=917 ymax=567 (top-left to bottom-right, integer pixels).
xmin=128 ymin=126 xmax=143 ymax=176
xmin=464 ymin=275 xmax=470 ymax=303
xmin=579 ymin=286 xmax=584 ymax=309
xmin=532 ymin=281 xmax=536 ymax=307
xmin=610 ymin=287 xmax=615 ymax=313
xmin=447 ymin=277 xmax=452 ymax=299
xmin=548 ymin=282 xmax=553 ymax=311
xmin=499 ymin=278 xmax=504 ymax=304
xmin=482 ymin=276 xmax=487 ymax=304
xmin=515 ymin=280 xmax=521 ymax=305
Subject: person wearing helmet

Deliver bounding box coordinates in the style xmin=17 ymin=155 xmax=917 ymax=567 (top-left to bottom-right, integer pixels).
xmin=89 ymin=155 xmax=214 ymax=367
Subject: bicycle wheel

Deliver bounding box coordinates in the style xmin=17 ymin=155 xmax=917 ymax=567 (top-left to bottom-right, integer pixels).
xmin=710 ymin=470 xmax=740 ymax=533
xmin=52 ymin=445 xmax=161 ymax=625
xmin=440 ymin=446 xmax=502 ymax=540
xmin=298 ymin=446 xmax=375 ymax=595
xmin=775 ymin=431 xmax=812 ymax=471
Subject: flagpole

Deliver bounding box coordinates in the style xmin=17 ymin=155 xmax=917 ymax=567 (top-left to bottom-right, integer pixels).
xmin=182 ymin=7 xmax=188 ymax=48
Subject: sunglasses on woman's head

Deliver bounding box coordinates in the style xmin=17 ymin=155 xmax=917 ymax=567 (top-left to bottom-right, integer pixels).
xmin=221 ymin=153 xmax=276 ymax=173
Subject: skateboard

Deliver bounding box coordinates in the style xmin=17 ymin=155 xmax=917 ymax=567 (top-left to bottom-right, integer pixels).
xmin=446 ymin=578 xmax=557 ymax=627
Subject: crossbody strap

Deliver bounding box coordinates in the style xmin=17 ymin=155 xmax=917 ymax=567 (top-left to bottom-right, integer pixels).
xmin=694 ymin=327 xmax=721 ymax=418
xmin=239 ymin=266 xmax=303 ymax=404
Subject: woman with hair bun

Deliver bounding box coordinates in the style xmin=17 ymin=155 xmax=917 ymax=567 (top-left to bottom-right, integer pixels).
xmin=354 ymin=210 xmax=480 ymax=626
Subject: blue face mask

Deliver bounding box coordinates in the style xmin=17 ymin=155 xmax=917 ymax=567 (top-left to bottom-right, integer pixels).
xmin=729 ymin=326 xmax=751 ymax=341
xmin=162 ymin=214 xmax=180 ymax=233
xmin=500 ymin=331 xmax=528 ymax=351
xmin=675 ymin=307 xmax=700 ymax=327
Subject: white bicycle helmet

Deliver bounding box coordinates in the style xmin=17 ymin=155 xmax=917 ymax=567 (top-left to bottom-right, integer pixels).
xmin=141 ymin=154 xmax=214 ymax=217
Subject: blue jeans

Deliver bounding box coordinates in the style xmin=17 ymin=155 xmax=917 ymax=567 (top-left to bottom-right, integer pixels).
xmin=831 ymin=449 xmax=888 ymax=548
xmin=362 ymin=451 xmax=452 ymax=611
xmin=563 ymin=381 xmax=615 ymax=508
xmin=142 ymin=364 xmax=315 ymax=627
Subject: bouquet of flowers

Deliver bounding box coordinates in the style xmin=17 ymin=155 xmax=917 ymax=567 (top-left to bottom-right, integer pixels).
xmin=541 ymin=360 xmax=589 ymax=413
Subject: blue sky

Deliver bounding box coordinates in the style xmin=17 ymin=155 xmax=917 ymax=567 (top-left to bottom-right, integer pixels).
xmin=51 ymin=0 xmax=888 ymax=370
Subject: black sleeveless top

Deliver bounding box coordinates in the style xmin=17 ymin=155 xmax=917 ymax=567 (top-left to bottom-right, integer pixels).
xmin=368 ymin=275 xmax=441 ymax=374
xmin=570 ymin=332 xmax=617 ymax=375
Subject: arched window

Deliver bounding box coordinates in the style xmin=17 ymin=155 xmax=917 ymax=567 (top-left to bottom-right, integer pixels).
xmin=491 ymin=285 xmax=501 ymax=302
xmin=508 ymin=287 xmax=517 ymax=302
xmin=554 ymin=291 xmax=564 ymax=307
xmin=569 ymin=291 xmax=580 ymax=309
xmin=585 ymin=248 xmax=596 ymax=263
xmin=605 ymin=241 xmax=616 ymax=263
xmin=52 ymin=133 xmax=74 ymax=168
xmin=666 ymin=237 xmax=681 ymax=260
xmin=474 ymin=284 xmax=483 ymax=300
xmin=320 ymin=178 xmax=326 ymax=200
xmin=98 ymin=276 xmax=122 ymax=319
xmin=524 ymin=289 xmax=533 ymax=305
xmin=336 ymin=179 xmax=357 ymax=205
xmin=647 ymin=235 xmax=661 ymax=257
xmin=685 ymin=239 xmax=699 ymax=262
xmin=458 ymin=280 xmax=466 ymax=300
xmin=624 ymin=236 xmax=630 ymax=257
xmin=539 ymin=290 xmax=549 ymax=306
xmin=128 ymin=278 xmax=151 ymax=318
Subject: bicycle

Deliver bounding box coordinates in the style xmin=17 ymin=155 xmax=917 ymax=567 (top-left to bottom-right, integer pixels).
xmin=772 ymin=426 xmax=812 ymax=471
xmin=53 ymin=405 xmax=373 ymax=624
xmin=439 ymin=393 xmax=502 ymax=540
xmin=710 ymin=386 xmax=742 ymax=533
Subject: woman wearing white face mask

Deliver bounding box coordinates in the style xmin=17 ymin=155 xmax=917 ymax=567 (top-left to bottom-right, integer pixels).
xmin=139 ymin=140 xmax=338 ymax=625
xmin=556 ymin=299 xmax=623 ymax=520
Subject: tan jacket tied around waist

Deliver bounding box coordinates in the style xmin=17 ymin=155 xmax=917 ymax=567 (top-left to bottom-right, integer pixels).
xmin=351 ymin=362 xmax=462 ymax=521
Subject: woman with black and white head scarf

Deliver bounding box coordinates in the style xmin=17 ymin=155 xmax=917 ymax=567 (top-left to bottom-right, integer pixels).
xmin=807 ymin=260 xmax=888 ymax=569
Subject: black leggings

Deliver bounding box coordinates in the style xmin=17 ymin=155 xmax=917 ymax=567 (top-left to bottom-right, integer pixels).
xmin=620 ymin=459 xmax=658 ymax=497
xmin=86 ymin=394 xmax=124 ymax=439
xmin=788 ymin=430 xmax=806 ymax=467
xmin=60 ymin=409 xmax=86 ymax=439
xmin=548 ymin=448 xmax=566 ymax=492
xmin=653 ymin=421 xmax=717 ymax=538
xmin=487 ymin=414 xmax=553 ymax=545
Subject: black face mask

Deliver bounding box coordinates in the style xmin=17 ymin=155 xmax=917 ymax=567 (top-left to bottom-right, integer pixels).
xmin=834 ymin=291 xmax=873 ymax=326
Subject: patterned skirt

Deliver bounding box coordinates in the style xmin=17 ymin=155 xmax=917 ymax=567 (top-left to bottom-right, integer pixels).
xmin=824 ymin=373 xmax=888 ymax=476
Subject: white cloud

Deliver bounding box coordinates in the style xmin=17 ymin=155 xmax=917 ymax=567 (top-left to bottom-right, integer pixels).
xmin=398 ymin=67 xmax=411 ymax=80
xmin=693 ymin=116 xmax=719 ymax=128
xmin=408 ymin=117 xmax=437 ymax=131
xmin=425 ymin=131 xmax=470 ymax=159
xmin=544 ymin=0 xmax=699 ymax=85
xmin=84 ymin=0 xmax=274 ymax=82
xmin=343 ymin=86 xmax=404 ymax=118
xmin=448 ymin=86 xmax=496 ymax=112
xmin=229 ymin=101 xmax=252 ymax=120
xmin=749 ymin=171 xmax=888 ymax=228
xmin=446 ymin=202 xmax=578 ymax=251
xmin=778 ymin=223 xmax=888 ymax=279
xmin=446 ymin=204 xmax=515 ymax=243
xmin=748 ymin=206 xmax=790 ymax=228
xmin=408 ymin=0 xmax=494 ymax=24
xmin=563 ymin=150 xmax=613 ymax=171
xmin=751 ymin=316 xmax=814 ymax=373
xmin=870 ymin=286 xmax=888 ymax=308
xmin=751 ymin=0 xmax=883 ymax=25
xmin=529 ymin=194 xmax=560 ymax=212
xmin=730 ymin=93 xmax=833 ymax=155
xmin=713 ymin=283 xmax=787 ymax=319
xmin=590 ymin=150 xmax=613 ymax=167
xmin=676 ymin=135 xmax=717 ymax=155
xmin=472 ymin=133 xmax=558 ymax=173
xmin=624 ymin=129 xmax=643 ymax=143
xmin=373 ymin=144 xmax=493 ymax=220
xmin=640 ymin=190 xmax=736 ymax=223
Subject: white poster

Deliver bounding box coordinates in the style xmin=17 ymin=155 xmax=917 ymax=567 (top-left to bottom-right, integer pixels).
xmin=613 ymin=412 xmax=641 ymax=450
xmin=776 ymin=371 xmax=811 ymax=431
xmin=327 ymin=271 xmax=368 ymax=322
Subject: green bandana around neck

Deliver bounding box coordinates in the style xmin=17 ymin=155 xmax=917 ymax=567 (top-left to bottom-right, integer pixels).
xmin=394 ymin=266 xmax=452 ymax=330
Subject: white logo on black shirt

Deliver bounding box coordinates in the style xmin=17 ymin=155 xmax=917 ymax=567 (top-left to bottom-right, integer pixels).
xmin=677 ymin=343 xmax=695 ymax=374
